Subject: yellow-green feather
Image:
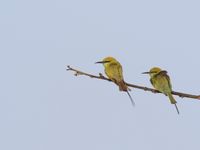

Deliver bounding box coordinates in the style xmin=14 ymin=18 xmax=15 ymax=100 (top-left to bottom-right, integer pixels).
xmin=150 ymin=70 xmax=177 ymax=104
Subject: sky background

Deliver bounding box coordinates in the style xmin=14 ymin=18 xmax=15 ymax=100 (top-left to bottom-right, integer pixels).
xmin=1 ymin=0 xmax=200 ymax=150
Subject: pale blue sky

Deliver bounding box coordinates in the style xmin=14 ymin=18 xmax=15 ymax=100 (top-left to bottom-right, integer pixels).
xmin=1 ymin=0 xmax=200 ymax=150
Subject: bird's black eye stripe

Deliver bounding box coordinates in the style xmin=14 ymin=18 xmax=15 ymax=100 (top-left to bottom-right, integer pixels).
xmin=151 ymin=71 xmax=157 ymax=73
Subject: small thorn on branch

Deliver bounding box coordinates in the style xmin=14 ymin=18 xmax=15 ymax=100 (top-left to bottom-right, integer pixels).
xmin=75 ymin=72 xmax=83 ymax=76
xmin=143 ymin=87 xmax=148 ymax=91
xmin=99 ymin=73 xmax=106 ymax=79
xmin=179 ymin=95 xmax=184 ymax=98
xmin=152 ymin=89 xmax=158 ymax=93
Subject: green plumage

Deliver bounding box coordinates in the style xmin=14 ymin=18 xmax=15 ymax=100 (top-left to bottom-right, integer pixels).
xmin=143 ymin=67 xmax=179 ymax=114
xmin=96 ymin=56 xmax=135 ymax=107
xmin=150 ymin=70 xmax=177 ymax=104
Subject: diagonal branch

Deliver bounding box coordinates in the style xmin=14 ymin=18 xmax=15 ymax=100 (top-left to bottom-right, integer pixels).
xmin=66 ymin=65 xmax=200 ymax=100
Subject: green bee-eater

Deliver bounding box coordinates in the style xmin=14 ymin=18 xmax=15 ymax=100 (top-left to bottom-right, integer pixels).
xmin=96 ymin=56 xmax=135 ymax=107
xmin=143 ymin=67 xmax=179 ymax=114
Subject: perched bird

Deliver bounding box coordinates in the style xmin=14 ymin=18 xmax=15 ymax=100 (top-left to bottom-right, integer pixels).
xmin=142 ymin=67 xmax=179 ymax=114
xmin=95 ymin=57 xmax=135 ymax=107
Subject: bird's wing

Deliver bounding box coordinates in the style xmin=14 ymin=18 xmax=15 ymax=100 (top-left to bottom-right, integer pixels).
xmin=109 ymin=62 xmax=124 ymax=81
xmin=150 ymin=78 xmax=154 ymax=86
xmin=165 ymin=73 xmax=172 ymax=90
xmin=156 ymin=70 xmax=172 ymax=89
xmin=108 ymin=62 xmax=129 ymax=91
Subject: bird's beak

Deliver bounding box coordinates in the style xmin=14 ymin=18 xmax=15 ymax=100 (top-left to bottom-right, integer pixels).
xmin=95 ymin=61 xmax=104 ymax=64
xmin=142 ymin=71 xmax=150 ymax=74
xmin=95 ymin=61 xmax=110 ymax=64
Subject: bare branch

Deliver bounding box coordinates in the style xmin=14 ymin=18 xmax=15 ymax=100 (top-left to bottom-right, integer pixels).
xmin=66 ymin=65 xmax=200 ymax=100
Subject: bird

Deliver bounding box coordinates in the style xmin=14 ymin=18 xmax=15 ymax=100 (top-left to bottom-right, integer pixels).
xmin=142 ymin=67 xmax=179 ymax=114
xmin=95 ymin=56 xmax=135 ymax=107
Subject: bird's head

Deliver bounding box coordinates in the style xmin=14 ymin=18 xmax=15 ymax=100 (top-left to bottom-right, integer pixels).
xmin=142 ymin=67 xmax=162 ymax=77
xmin=95 ymin=56 xmax=117 ymax=67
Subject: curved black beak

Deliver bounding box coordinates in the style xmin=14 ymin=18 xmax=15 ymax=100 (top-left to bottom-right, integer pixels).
xmin=95 ymin=61 xmax=110 ymax=64
xmin=95 ymin=61 xmax=104 ymax=64
xmin=142 ymin=72 xmax=150 ymax=74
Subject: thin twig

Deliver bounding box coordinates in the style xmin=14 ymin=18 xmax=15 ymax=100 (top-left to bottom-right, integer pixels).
xmin=66 ymin=65 xmax=200 ymax=100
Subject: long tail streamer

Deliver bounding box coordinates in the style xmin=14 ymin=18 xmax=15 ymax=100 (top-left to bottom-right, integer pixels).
xmin=126 ymin=90 xmax=135 ymax=107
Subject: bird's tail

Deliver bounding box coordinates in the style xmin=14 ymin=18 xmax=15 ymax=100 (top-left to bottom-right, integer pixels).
xmin=168 ymin=93 xmax=180 ymax=114
xmin=168 ymin=93 xmax=177 ymax=104
xmin=126 ymin=90 xmax=135 ymax=107
xmin=117 ymin=80 xmax=135 ymax=107
xmin=118 ymin=80 xmax=128 ymax=91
